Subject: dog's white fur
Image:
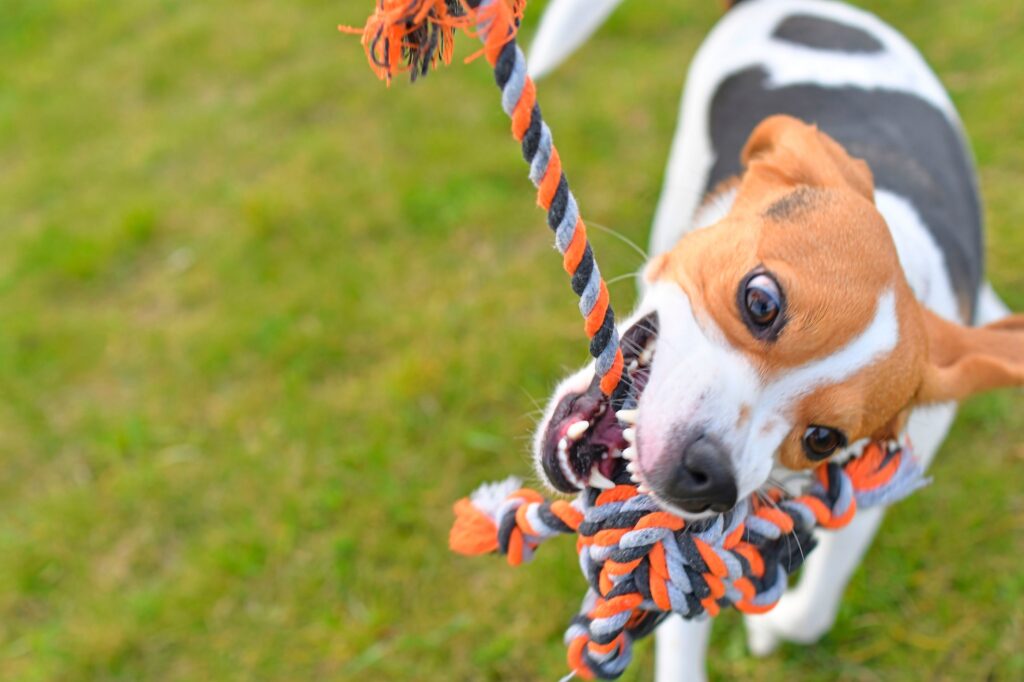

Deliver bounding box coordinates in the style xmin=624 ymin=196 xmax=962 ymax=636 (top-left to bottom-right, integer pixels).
xmin=636 ymin=282 xmax=902 ymax=516
xmin=529 ymin=0 xmax=1010 ymax=679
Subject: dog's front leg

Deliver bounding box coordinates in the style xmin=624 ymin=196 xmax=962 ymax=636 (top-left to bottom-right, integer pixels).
xmin=654 ymin=614 xmax=712 ymax=682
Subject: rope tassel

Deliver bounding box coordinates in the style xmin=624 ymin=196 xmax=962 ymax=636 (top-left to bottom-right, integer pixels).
xmin=341 ymin=0 xmax=463 ymax=83
xmin=341 ymin=0 xmax=526 ymax=83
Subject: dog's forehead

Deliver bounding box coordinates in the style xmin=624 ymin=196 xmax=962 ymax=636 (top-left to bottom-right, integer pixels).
xmin=658 ymin=187 xmax=903 ymax=374
xmin=756 ymin=187 xmax=896 ymax=269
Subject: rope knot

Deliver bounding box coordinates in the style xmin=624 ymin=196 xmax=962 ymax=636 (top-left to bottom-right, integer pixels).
xmin=451 ymin=437 xmax=927 ymax=679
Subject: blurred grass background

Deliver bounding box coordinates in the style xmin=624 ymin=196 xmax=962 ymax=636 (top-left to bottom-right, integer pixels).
xmin=0 ymin=0 xmax=1021 ymax=679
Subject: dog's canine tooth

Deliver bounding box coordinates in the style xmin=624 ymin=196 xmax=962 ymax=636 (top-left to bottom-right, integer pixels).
xmin=588 ymin=465 xmax=615 ymax=490
xmin=616 ymin=409 xmax=638 ymax=424
xmin=622 ymin=428 xmax=636 ymax=444
xmin=622 ymin=446 xmax=636 ymax=461
xmin=566 ymin=420 xmax=590 ymax=440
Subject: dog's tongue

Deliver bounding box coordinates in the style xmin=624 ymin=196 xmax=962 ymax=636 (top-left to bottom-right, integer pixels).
xmin=588 ymin=402 xmax=627 ymax=451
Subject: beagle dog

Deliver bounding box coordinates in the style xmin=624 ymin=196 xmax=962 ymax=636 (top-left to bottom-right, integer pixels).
xmin=527 ymin=0 xmax=1024 ymax=679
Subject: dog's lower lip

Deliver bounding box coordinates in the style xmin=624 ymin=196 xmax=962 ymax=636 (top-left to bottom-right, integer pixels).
xmin=556 ymin=436 xmax=585 ymax=489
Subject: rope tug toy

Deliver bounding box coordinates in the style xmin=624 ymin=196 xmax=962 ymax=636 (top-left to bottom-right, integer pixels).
xmin=344 ymin=2 xmax=928 ymax=678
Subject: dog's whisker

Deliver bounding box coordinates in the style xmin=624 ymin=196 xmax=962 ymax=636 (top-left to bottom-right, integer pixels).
xmin=758 ymin=487 xmax=806 ymax=563
xmin=519 ymin=387 xmax=545 ymax=412
xmin=605 ymin=271 xmax=643 ymax=287
xmin=587 ymin=221 xmax=650 ymax=264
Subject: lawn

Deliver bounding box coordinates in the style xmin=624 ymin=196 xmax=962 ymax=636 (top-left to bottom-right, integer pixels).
xmin=0 ymin=0 xmax=1021 ymax=680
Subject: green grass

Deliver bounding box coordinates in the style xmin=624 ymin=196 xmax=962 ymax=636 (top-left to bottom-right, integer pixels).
xmin=0 ymin=0 xmax=1021 ymax=679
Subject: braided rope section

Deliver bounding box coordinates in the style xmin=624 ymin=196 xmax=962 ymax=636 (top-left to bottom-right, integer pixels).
xmin=345 ymin=0 xmax=625 ymax=397
xmin=477 ymin=2 xmax=626 ymax=397
xmin=450 ymin=439 xmax=928 ymax=679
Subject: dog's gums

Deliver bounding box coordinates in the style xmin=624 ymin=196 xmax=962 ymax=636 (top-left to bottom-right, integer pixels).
xmin=540 ymin=313 xmax=658 ymax=492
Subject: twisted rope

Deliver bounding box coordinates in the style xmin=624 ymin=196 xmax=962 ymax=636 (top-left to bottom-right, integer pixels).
xmin=477 ymin=2 xmax=625 ymax=397
xmin=345 ymin=0 xmax=625 ymax=397
xmin=451 ymin=439 xmax=928 ymax=679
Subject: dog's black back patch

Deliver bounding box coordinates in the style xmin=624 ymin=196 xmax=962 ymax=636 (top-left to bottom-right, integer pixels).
xmin=706 ymin=67 xmax=983 ymax=318
xmin=772 ymin=14 xmax=885 ymax=54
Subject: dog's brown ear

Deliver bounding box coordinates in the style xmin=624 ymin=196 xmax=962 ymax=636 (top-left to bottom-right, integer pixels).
xmin=916 ymin=309 xmax=1024 ymax=404
xmin=740 ymin=115 xmax=875 ymax=201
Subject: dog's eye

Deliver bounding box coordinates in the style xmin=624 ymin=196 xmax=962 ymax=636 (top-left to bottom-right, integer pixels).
xmin=740 ymin=272 xmax=784 ymax=337
xmin=802 ymin=426 xmax=847 ymax=461
xmin=745 ymin=276 xmax=779 ymax=325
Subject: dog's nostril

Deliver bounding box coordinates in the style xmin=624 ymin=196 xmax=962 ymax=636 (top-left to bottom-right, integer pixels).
xmin=662 ymin=434 xmax=738 ymax=514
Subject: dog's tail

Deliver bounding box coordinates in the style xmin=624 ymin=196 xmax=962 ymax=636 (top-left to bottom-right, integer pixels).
xmin=528 ymin=0 xmax=751 ymax=79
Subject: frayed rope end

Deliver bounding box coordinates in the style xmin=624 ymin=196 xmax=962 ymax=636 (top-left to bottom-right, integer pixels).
xmin=449 ymin=476 xmax=522 ymax=556
xmin=342 ymin=0 xmax=526 ymax=83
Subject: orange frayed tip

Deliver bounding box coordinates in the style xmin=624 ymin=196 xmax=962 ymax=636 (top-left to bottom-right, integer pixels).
xmin=343 ymin=0 xmax=464 ymax=84
xmin=449 ymin=498 xmax=499 ymax=556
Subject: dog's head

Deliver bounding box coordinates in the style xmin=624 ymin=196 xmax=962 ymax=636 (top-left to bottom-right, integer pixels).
xmin=535 ymin=115 xmax=1024 ymax=517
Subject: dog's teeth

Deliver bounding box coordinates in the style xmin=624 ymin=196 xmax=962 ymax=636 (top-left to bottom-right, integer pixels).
xmin=639 ymin=342 xmax=655 ymax=366
xmin=628 ymin=359 xmax=639 ymax=373
xmin=566 ymin=420 xmax=590 ymax=441
xmin=622 ymin=446 xmax=637 ymax=461
xmin=626 ymin=462 xmax=638 ymax=473
xmin=558 ymin=438 xmax=569 ymax=453
xmin=622 ymin=428 xmax=636 ymax=444
xmin=637 ymin=483 xmax=650 ymax=494
xmin=588 ymin=465 xmax=615 ymax=490
xmin=630 ymin=472 xmax=641 ymax=484
xmin=616 ymin=409 xmax=638 ymax=425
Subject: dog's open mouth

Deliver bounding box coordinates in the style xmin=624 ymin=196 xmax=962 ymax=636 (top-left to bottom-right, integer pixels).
xmin=540 ymin=313 xmax=659 ymax=492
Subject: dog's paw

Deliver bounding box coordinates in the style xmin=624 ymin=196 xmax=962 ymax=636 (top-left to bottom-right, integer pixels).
xmin=744 ymin=616 xmax=782 ymax=657
xmin=744 ymin=593 xmax=837 ymax=656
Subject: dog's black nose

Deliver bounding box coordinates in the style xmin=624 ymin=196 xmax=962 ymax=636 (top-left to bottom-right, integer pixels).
xmin=662 ymin=434 xmax=737 ymax=514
